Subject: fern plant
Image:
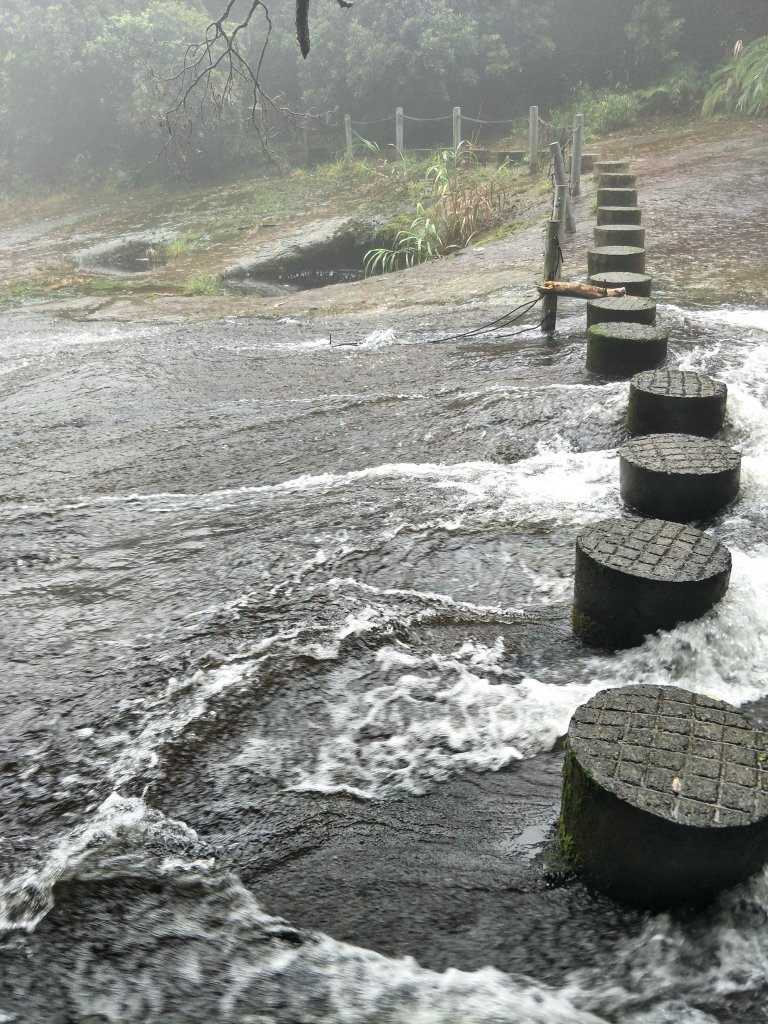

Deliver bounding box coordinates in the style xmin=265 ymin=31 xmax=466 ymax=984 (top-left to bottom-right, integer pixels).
xmin=703 ymin=36 xmax=768 ymax=117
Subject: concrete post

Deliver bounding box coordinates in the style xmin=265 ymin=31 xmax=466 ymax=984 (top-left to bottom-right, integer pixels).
xmin=396 ymin=107 xmax=404 ymax=155
xmin=553 ymin=184 xmax=568 ymax=243
xmin=453 ymin=107 xmax=461 ymax=151
xmin=549 ymin=141 xmax=575 ymax=234
xmin=344 ymin=114 xmax=353 ymax=159
xmin=572 ymin=113 xmax=584 ymax=197
xmin=529 ymin=106 xmax=539 ymax=175
xmin=542 ymin=218 xmax=561 ymax=332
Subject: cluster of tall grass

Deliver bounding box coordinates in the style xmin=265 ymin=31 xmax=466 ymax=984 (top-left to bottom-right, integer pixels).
xmin=363 ymin=143 xmax=516 ymax=276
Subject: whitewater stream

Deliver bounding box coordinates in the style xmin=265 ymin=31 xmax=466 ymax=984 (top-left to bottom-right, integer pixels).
xmin=2 ymin=138 xmax=768 ymax=1022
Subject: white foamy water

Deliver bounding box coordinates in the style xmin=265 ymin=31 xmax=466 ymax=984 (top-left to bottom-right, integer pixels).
xmin=6 ymin=796 xmax=607 ymax=1024
xmin=694 ymin=308 xmax=768 ymax=333
xmin=561 ymin=864 xmax=768 ymax=1023
xmin=566 ymin=546 xmax=768 ymax=709
xmin=0 ymin=794 xmax=212 ymax=933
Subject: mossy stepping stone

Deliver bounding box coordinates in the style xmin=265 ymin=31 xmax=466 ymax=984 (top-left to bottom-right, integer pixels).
xmin=597 ymin=206 xmax=642 ymax=226
xmin=597 ymin=187 xmax=638 ymax=208
xmin=586 ymin=298 xmax=657 ymax=328
xmin=588 ymin=271 xmax=652 ymax=297
xmin=587 ymin=322 xmax=667 ymax=377
xmin=597 ymin=172 xmax=636 ymax=188
xmin=588 ymin=246 xmax=646 ymax=276
xmin=594 ymin=224 xmax=646 ymax=248
xmin=593 ymin=160 xmax=629 ymax=180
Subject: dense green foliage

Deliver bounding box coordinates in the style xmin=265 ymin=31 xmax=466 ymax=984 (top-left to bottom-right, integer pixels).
xmin=703 ymin=36 xmax=768 ymax=117
xmin=0 ymin=0 xmax=766 ymax=186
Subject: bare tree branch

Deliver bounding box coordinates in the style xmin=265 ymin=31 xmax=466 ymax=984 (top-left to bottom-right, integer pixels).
xmin=151 ymin=0 xmax=354 ymax=171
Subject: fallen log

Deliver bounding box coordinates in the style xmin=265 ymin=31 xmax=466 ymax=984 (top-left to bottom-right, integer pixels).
xmin=537 ymin=280 xmax=627 ymax=300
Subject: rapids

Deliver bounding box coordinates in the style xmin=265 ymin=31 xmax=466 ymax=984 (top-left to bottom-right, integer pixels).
xmin=1 ymin=133 xmax=767 ymax=1022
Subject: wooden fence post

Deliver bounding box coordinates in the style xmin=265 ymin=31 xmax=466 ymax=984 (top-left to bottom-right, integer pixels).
xmin=542 ymin=219 xmax=561 ymax=332
xmin=344 ymin=114 xmax=353 ymax=159
xmin=453 ymin=107 xmax=461 ymax=151
xmin=529 ymin=105 xmax=539 ymax=174
xmin=396 ymin=107 xmax=404 ymax=155
xmin=571 ymin=113 xmax=584 ymax=197
xmin=550 ymin=141 xmax=575 ymax=234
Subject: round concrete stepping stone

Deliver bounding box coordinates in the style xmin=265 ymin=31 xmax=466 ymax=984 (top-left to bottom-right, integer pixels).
xmin=588 ymin=271 xmax=652 ymax=297
xmin=587 ymin=246 xmax=646 ymax=276
xmin=561 ymin=684 xmax=768 ymax=908
xmin=597 ymin=187 xmax=638 ymax=208
xmin=587 ymin=297 xmax=656 ymax=328
xmin=598 ymin=172 xmax=636 ymax=189
xmin=587 ymin=323 xmax=667 ymax=377
xmin=572 ymin=515 xmax=731 ymax=649
xmin=594 ymin=224 xmax=646 ymax=248
xmin=620 ymin=434 xmax=741 ymax=522
xmin=597 ymin=206 xmax=642 ymax=226
xmin=628 ymin=369 xmax=727 ymax=437
xmin=593 ymin=160 xmax=629 ymax=180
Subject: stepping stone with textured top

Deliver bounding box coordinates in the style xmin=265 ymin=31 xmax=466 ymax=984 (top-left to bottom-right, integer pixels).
xmin=597 ymin=187 xmax=638 ymax=208
xmin=620 ymin=433 xmax=741 ymax=522
xmin=588 ymin=271 xmax=652 ymax=297
xmin=628 ymin=369 xmax=728 ymax=437
xmin=588 ymin=246 xmax=646 ymax=276
xmin=572 ymin=515 xmax=731 ymax=649
xmin=594 ymin=224 xmax=646 ymax=248
xmin=587 ymin=323 xmax=667 ymax=377
xmin=560 ymin=684 xmax=768 ymax=908
xmin=586 ymin=297 xmax=656 ymax=328
xmin=597 ymin=205 xmax=642 ymax=226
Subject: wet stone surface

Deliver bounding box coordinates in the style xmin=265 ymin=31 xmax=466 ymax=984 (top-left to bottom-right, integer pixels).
xmin=577 ymin=516 xmax=730 ymax=583
xmin=620 ymin=433 xmax=741 ymax=476
xmin=568 ymin=685 xmax=768 ymax=828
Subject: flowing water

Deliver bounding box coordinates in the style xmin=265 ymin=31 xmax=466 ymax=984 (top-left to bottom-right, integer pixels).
xmin=2 ymin=140 xmax=768 ymax=1023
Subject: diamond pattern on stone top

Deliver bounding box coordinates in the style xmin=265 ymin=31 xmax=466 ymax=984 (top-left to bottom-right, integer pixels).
xmin=577 ymin=516 xmax=730 ymax=581
xmin=620 ymin=433 xmax=740 ymax=475
xmin=632 ymin=369 xmax=725 ymax=400
xmin=569 ymin=685 xmax=768 ymax=828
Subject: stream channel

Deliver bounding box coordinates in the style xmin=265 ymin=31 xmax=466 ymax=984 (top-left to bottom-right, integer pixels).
xmin=1 ymin=135 xmax=768 ymax=1022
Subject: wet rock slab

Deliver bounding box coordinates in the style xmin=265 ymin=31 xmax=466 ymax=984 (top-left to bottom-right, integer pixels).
xmin=562 ymin=684 xmax=768 ymax=907
xmin=227 ymin=754 xmax=648 ymax=978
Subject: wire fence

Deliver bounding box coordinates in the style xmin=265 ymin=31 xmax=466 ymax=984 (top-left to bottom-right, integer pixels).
xmin=296 ymin=104 xmax=584 ymax=176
